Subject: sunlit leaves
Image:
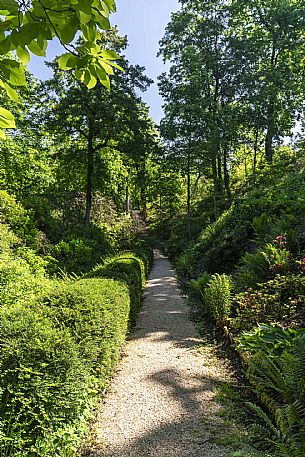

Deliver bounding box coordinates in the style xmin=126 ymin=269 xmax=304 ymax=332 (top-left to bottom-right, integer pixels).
xmin=0 ymin=0 xmax=119 ymax=138
xmin=0 ymin=107 xmax=15 ymax=129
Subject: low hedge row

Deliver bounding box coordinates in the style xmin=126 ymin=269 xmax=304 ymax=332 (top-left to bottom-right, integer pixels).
xmin=0 ymin=246 xmax=152 ymax=456
xmin=86 ymin=249 xmax=152 ymax=325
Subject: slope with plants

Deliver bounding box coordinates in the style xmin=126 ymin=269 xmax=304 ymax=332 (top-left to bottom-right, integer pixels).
xmin=154 ymin=157 xmax=305 ymax=456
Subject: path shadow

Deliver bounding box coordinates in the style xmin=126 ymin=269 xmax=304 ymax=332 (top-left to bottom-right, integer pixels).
xmin=82 ymin=367 xmax=228 ymax=457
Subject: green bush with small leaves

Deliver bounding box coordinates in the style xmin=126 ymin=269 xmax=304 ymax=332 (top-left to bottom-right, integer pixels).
xmin=43 ymin=278 xmax=130 ymax=386
xmin=86 ymin=251 xmax=147 ymax=325
xmin=0 ymin=302 xmax=91 ymax=457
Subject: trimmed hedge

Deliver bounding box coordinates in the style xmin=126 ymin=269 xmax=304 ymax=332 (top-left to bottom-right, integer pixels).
xmin=0 ymin=243 xmax=153 ymax=456
xmin=86 ymin=249 xmax=151 ymax=325
xmin=0 ymin=302 xmax=90 ymax=456
xmin=43 ymin=278 xmax=130 ymax=386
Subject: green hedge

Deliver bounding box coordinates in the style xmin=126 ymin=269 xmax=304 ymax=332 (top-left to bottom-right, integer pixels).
xmin=86 ymin=251 xmax=147 ymax=325
xmin=0 ymin=277 xmax=131 ymax=456
xmin=0 ymin=241 xmax=153 ymax=456
xmin=43 ymin=278 xmax=130 ymax=385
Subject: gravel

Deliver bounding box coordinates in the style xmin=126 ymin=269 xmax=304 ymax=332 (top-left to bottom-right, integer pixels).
xmin=82 ymin=251 xmax=232 ymax=457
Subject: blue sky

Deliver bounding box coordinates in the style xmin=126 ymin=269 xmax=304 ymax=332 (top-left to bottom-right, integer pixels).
xmin=28 ymin=0 xmax=180 ymax=123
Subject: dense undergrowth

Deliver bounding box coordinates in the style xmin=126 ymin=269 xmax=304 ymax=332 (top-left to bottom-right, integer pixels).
xmin=153 ymin=157 xmax=305 ymax=456
xmin=0 ymin=190 xmax=152 ymax=456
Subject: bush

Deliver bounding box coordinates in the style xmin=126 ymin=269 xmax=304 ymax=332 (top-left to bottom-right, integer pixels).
xmin=232 ymin=274 xmax=305 ymax=332
xmin=0 ymin=250 xmax=53 ymax=306
xmin=43 ymin=278 xmax=130 ymax=386
xmin=0 ymin=276 xmax=132 ymax=456
xmin=0 ymin=190 xmax=38 ymax=246
xmin=86 ymin=252 xmax=146 ymax=325
xmin=0 ymin=224 xmax=19 ymax=253
xmin=0 ymin=303 xmax=91 ymax=456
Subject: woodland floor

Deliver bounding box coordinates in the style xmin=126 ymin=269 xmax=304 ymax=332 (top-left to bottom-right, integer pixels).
xmin=82 ymin=250 xmax=243 ymax=457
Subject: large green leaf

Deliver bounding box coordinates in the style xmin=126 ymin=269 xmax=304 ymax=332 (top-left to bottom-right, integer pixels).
xmin=3 ymin=82 xmax=18 ymax=101
xmin=16 ymin=46 xmax=30 ymax=65
xmin=28 ymin=40 xmax=46 ymax=57
xmin=0 ymin=106 xmax=15 ymax=128
xmin=60 ymin=14 xmax=79 ymax=44
xmin=7 ymin=64 xmax=26 ymax=86
xmin=100 ymin=49 xmax=119 ymax=60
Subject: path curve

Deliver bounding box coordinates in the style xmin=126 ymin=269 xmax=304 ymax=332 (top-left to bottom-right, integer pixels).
xmin=83 ymin=251 xmax=231 ymax=456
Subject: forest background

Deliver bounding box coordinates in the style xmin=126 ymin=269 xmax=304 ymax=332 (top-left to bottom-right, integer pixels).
xmin=0 ymin=0 xmax=305 ymax=456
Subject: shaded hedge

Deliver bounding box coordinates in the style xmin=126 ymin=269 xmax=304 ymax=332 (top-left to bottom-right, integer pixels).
xmin=0 ymin=243 xmax=153 ymax=456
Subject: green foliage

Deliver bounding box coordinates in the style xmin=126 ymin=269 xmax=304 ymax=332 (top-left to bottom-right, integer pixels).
xmin=50 ymin=237 xmax=103 ymax=275
xmin=0 ymin=273 xmax=136 ymax=456
xmin=202 ymin=273 xmax=233 ymax=326
xmin=241 ymin=329 xmax=305 ymax=456
xmin=86 ymin=251 xmax=146 ymax=325
xmin=236 ymin=243 xmax=291 ymax=290
xmin=0 ymin=302 xmax=91 ymax=456
xmin=43 ymin=278 xmax=130 ymax=387
xmin=175 ymin=249 xmax=194 ymax=280
xmin=0 ymin=0 xmax=119 ymax=138
xmin=0 ymin=190 xmax=38 ymax=246
xmin=189 ymin=272 xmax=211 ymax=299
xmin=232 ymin=275 xmax=305 ymax=331
xmin=237 ymin=324 xmax=304 ymax=357
xmin=0 ymin=250 xmax=53 ymax=306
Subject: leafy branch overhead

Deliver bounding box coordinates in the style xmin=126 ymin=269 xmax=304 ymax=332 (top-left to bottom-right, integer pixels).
xmin=0 ymin=0 xmax=120 ymax=137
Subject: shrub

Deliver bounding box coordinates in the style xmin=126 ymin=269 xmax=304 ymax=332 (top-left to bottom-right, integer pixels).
xmin=42 ymin=278 xmax=130 ymax=386
xmin=51 ymin=238 xmax=95 ymax=275
xmin=0 ymin=303 xmax=91 ymax=456
xmin=232 ymin=275 xmax=305 ymax=331
xmin=0 ymin=250 xmax=53 ymax=306
xmin=0 ymin=224 xmax=19 ymax=253
xmin=0 ymin=276 xmax=132 ymax=456
xmin=86 ymin=252 xmax=146 ymax=325
xmin=0 ymin=190 xmax=38 ymax=246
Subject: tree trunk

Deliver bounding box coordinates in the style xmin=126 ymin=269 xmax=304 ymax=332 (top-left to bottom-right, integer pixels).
xmin=265 ymin=100 xmax=275 ymax=164
xmin=217 ymin=151 xmax=223 ymax=190
xmin=223 ymin=147 xmax=231 ymax=202
xmin=125 ymin=182 xmax=130 ymax=214
xmin=265 ymin=44 xmax=277 ymax=164
xmin=187 ymin=144 xmax=192 ymax=238
xmin=253 ymin=126 xmax=259 ymax=174
xmin=85 ymin=121 xmax=94 ymax=225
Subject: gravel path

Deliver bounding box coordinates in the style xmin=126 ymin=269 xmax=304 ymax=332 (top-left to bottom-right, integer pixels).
xmin=83 ymin=251 xmax=233 ymax=457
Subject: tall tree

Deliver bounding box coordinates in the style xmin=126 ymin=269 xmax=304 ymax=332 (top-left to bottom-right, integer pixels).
xmin=41 ymin=31 xmax=154 ymax=224
xmin=230 ymin=0 xmax=305 ymax=162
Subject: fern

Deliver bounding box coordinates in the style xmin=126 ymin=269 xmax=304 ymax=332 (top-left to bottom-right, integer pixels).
xmin=203 ymin=273 xmax=232 ymax=325
xmin=245 ymin=333 xmax=305 ymax=456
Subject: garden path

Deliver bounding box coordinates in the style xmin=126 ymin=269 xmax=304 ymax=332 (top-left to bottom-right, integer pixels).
xmin=82 ymin=250 xmax=234 ymax=457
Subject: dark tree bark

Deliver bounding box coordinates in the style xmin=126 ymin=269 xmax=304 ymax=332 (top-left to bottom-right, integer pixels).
xmin=125 ymin=182 xmax=130 ymax=214
xmin=85 ymin=118 xmax=94 ymax=225
xmin=223 ymin=147 xmax=231 ymax=202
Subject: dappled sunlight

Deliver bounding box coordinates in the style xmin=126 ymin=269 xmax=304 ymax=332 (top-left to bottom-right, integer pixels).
xmin=83 ymin=251 xmax=229 ymax=457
